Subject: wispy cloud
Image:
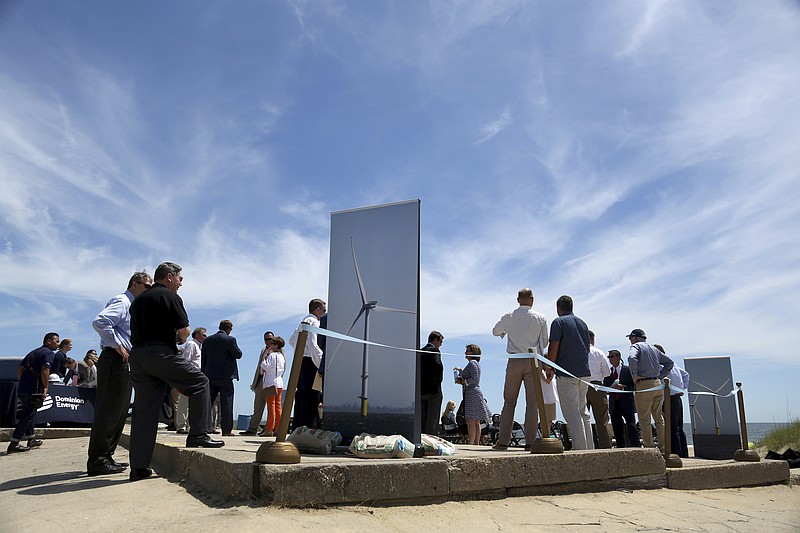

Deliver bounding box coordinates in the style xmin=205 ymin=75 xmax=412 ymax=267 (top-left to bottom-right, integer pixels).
xmin=475 ymin=106 xmax=513 ymax=145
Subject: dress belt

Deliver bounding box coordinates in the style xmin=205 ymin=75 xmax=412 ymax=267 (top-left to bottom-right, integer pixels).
xmin=638 ymin=377 xmax=658 ymax=381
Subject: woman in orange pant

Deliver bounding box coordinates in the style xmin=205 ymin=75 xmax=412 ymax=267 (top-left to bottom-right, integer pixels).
xmin=259 ymin=336 xmax=286 ymax=437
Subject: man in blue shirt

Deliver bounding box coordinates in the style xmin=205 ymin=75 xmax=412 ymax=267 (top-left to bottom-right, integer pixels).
xmin=547 ymin=295 xmax=593 ymax=450
xmin=627 ymin=329 xmax=673 ymax=452
xmin=87 ymin=271 xmax=153 ymax=476
xmin=8 ymin=332 xmax=59 ymax=453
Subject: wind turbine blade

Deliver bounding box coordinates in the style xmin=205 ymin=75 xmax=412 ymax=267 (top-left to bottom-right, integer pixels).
xmin=324 ymin=306 xmax=367 ymax=368
xmin=351 ymin=237 xmax=368 ymax=305
xmin=346 ymin=306 xmax=368 ymax=339
xmin=372 ymin=305 xmax=416 ymax=314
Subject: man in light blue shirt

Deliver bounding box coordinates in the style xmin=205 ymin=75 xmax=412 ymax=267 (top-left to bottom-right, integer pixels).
xmin=87 ymin=271 xmax=152 ymax=476
xmin=656 ymin=343 xmax=690 ymax=458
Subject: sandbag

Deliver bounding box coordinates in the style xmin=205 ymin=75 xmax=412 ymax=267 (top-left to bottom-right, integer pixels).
xmin=421 ymin=433 xmax=456 ymax=456
xmin=286 ymin=426 xmax=342 ymax=455
xmin=349 ymin=433 xmax=415 ymax=459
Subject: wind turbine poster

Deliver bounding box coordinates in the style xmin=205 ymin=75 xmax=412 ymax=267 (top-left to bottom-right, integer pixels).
xmin=684 ymin=356 xmax=739 ymax=459
xmin=324 ymin=200 xmax=420 ymax=443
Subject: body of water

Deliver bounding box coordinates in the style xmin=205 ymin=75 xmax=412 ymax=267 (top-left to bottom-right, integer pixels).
xmin=683 ymin=422 xmax=789 ymax=445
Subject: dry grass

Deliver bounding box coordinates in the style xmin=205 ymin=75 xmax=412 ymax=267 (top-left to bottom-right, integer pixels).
xmin=756 ymin=418 xmax=800 ymax=452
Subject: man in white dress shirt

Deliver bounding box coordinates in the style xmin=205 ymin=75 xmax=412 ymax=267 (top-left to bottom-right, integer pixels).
xmin=586 ymin=331 xmax=612 ymax=449
xmin=289 ymin=298 xmax=326 ymax=429
xmin=491 ymin=288 xmax=549 ymax=449
xmin=173 ymin=327 xmax=206 ymax=433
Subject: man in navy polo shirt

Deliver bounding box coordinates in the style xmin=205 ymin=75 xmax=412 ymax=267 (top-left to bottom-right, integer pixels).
xmin=8 ymin=332 xmax=59 ymax=453
xmin=547 ymin=295 xmax=593 ymax=450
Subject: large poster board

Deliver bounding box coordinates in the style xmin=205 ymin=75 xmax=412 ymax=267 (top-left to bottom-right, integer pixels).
xmin=323 ymin=200 xmax=420 ymax=443
xmin=683 ymin=356 xmax=740 ymax=459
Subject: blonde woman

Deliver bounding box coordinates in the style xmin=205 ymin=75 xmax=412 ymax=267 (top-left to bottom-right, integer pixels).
xmin=441 ymin=399 xmax=457 ymax=432
xmin=454 ymin=344 xmax=492 ymax=445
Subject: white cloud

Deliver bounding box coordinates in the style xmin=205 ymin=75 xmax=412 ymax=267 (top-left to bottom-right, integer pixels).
xmin=475 ymin=106 xmax=513 ymax=145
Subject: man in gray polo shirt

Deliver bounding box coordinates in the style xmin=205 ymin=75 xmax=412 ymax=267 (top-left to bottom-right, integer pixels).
xmin=626 ymin=328 xmax=673 ymax=452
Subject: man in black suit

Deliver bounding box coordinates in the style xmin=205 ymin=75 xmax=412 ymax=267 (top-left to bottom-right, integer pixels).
xmin=419 ymin=330 xmax=444 ymax=435
xmin=201 ymin=319 xmax=243 ymax=436
xmin=603 ymin=349 xmax=640 ymax=447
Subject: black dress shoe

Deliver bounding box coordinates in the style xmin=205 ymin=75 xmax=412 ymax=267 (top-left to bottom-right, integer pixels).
xmin=7 ymin=442 xmax=30 ymax=453
xmin=186 ymin=434 xmax=225 ymax=448
xmin=109 ymin=459 xmax=129 ymax=468
xmin=239 ymin=430 xmax=257 ymax=436
xmin=27 ymin=439 xmax=44 ymax=448
xmin=87 ymin=461 xmax=127 ymax=476
xmin=129 ymin=467 xmax=152 ymax=481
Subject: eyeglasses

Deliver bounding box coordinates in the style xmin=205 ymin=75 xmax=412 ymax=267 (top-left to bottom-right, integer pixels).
xmin=139 ymin=281 xmax=153 ymax=289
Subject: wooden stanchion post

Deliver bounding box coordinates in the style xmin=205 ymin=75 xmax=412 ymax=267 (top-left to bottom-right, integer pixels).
xmin=529 ymin=348 xmax=563 ymax=454
xmin=256 ymin=330 xmax=308 ymax=464
xmin=734 ymin=382 xmax=760 ymax=462
xmin=663 ymin=377 xmax=682 ymax=468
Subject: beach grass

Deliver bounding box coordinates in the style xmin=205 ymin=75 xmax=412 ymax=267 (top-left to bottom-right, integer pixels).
xmin=756 ymin=419 xmax=800 ymax=452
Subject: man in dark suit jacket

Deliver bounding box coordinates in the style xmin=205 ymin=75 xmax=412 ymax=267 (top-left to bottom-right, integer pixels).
xmin=201 ymin=320 xmax=243 ymax=436
xmin=419 ymin=330 xmax=444 ymax=435
xmin=603 ymin=349 xmax=641 ymax=448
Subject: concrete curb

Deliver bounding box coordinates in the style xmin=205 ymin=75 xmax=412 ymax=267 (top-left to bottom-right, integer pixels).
xmin=0 ymin=427 xmax=91 ymax=441
xmin=667 ymin=459 xmax=791 ymax=490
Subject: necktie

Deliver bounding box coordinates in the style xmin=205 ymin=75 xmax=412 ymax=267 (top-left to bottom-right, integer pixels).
xmin=612 ymin=367 xmax=619 ymax=399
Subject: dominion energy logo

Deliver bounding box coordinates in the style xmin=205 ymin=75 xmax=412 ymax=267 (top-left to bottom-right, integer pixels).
xmin=37 ymin=394 xmax=85 ymax=412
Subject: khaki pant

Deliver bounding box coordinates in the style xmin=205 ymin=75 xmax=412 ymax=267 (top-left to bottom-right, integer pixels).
xmin=586 ymin=384 xmax=612 ymax=448
xmin=174 ymin=391 xmax=189 ymax=431
xmin=497 ymin=358 xmax=539 ymax=446
xmin=634 ymin=379 xmax=665 ymax=452
xmin=248 ymin=385 xmax=271 ymax=432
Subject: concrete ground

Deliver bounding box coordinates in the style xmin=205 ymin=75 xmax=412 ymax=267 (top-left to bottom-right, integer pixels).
xmin=1 ymin=435 xmax=799 ymax=532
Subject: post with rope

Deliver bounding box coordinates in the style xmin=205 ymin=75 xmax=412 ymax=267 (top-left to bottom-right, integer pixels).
xmin=528 ymin=348 xmax=563 ymax=454
xmin=256 ymin=329 xmax=308 ymax=464
xmin=733 ymin=382 xmax=760 ymax=462
xmin=663 ymin=377 xmax=682 ymax=468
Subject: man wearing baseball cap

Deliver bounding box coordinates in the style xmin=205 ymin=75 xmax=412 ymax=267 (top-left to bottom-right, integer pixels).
xmin=626 ymin=329 xmax=673 ymax=452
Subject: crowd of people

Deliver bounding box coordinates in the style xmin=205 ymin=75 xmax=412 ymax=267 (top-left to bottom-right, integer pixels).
xmin=422 ymin=288 xmax=691 ymax=457
xmin=9 ymin=272 xmax=689 ymax=472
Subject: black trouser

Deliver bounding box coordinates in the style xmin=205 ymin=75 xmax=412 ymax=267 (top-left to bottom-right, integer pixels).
xmin=664 ymin=394 xmax=689 ymax=457
xmin=87 ymin=347 xmax=132 ymax=467
xmin=610 ymin=397 xmax=640 ymax=447
xmin=208 ymin=379 xmax=235 ymax=434
xmin=129 ymin=344 xmax=211 ymax=470
xmin=11 ymin=393 xmax=37 ymax=442
xmin=293 ymin=357 xmax=320 ymax=429
xmin=420 ymin=390 xmax=443 ymax=435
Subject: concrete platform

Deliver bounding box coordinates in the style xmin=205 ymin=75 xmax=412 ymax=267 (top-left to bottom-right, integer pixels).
xmin=111 ymin=429 xmax=791 ymax=507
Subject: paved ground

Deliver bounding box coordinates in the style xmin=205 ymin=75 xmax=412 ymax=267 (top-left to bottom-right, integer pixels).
xmin=1 ymin=436 xmax=798 ymax=532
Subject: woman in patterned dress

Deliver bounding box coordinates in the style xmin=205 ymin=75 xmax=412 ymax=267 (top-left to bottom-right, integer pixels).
xmin=454 ymin=344 xmax=492 ymax=445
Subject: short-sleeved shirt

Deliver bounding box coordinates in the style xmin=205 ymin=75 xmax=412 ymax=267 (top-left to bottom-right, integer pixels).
xmin=18 ymin=346 xmax=55 ymax=394
xmin=549 ymin=312 xmax=591 ymax=378
xmin=130 ymin=283 xmax=189 ymax=353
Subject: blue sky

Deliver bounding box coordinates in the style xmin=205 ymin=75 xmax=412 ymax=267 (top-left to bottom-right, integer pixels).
xmin=1 ymin=1 xmax=799 ymax=425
